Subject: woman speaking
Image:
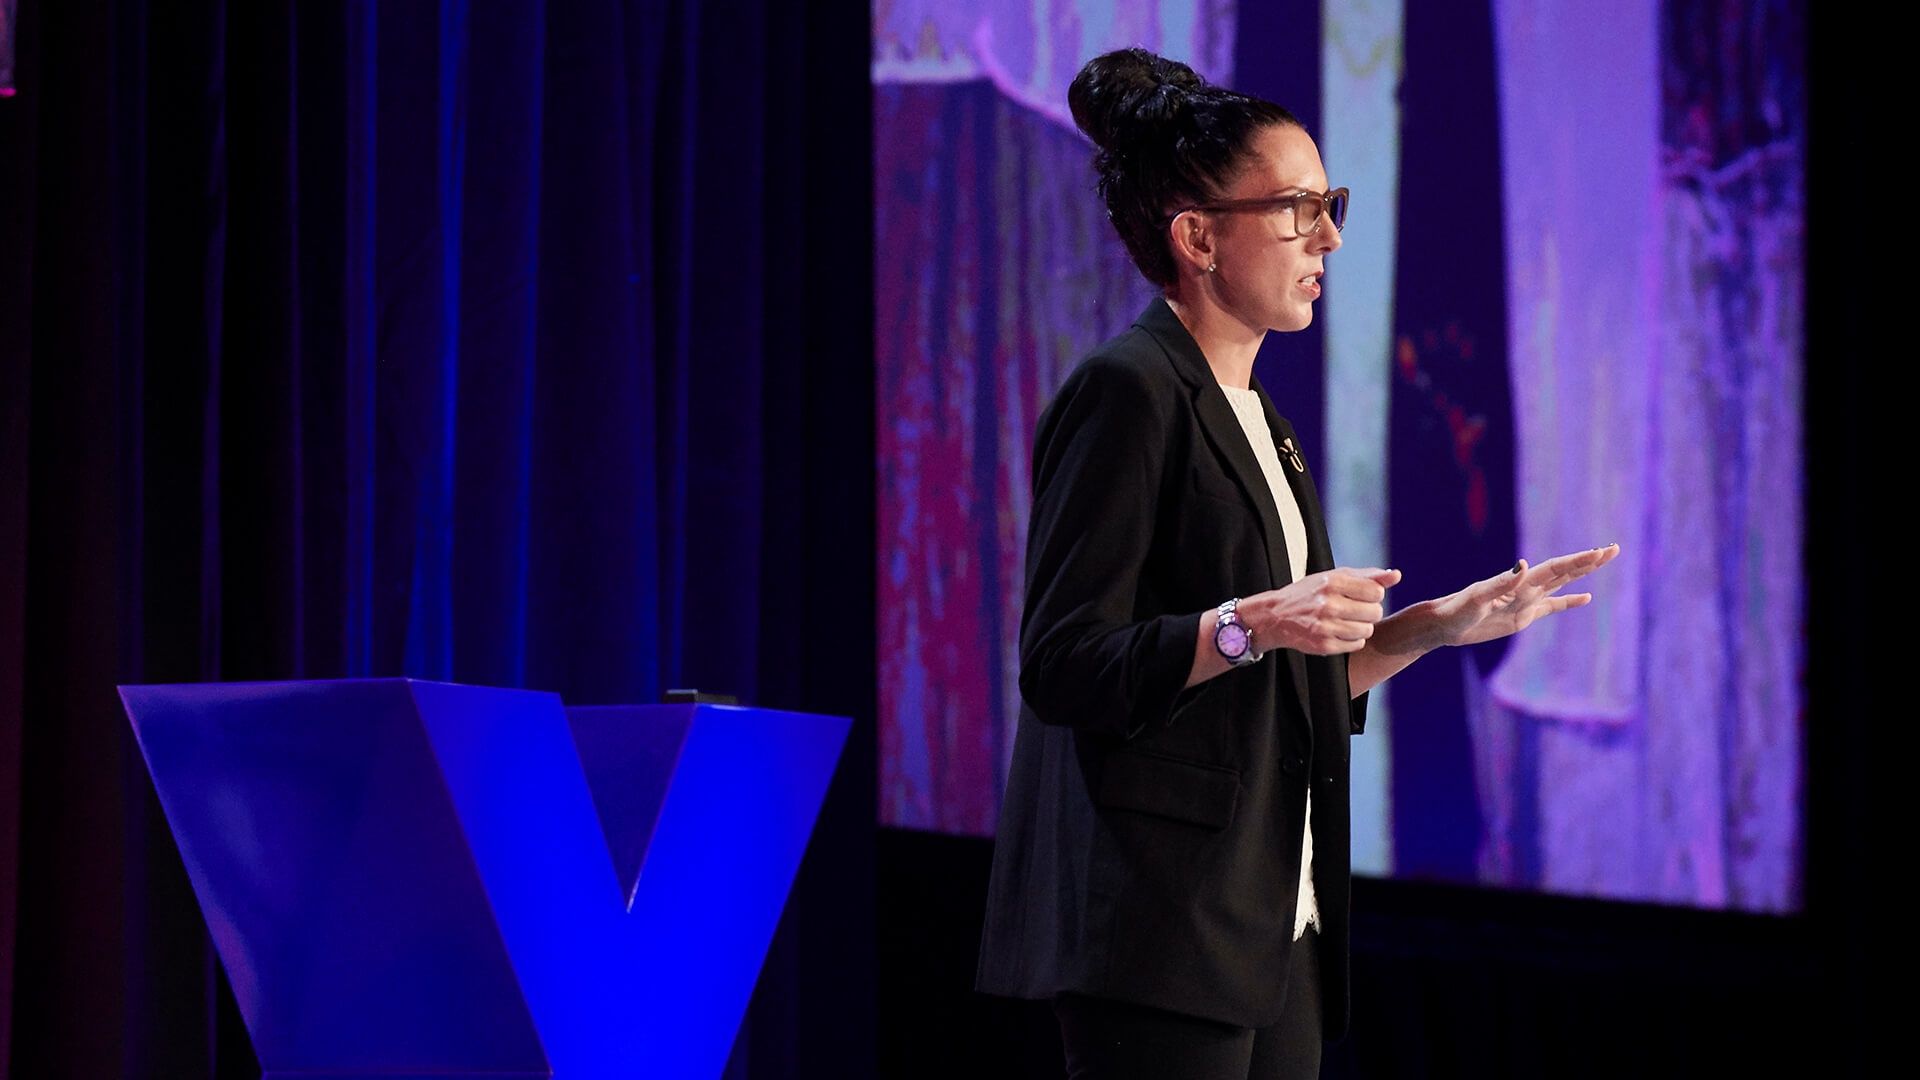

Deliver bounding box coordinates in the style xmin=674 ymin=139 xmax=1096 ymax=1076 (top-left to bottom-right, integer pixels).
xmin=975 ymin=48 xmax=1617 ymax=1080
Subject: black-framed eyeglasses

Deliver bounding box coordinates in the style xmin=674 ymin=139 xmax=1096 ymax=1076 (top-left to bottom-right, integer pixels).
xmin=1165 ymin=187 xmax=1349 ymax=237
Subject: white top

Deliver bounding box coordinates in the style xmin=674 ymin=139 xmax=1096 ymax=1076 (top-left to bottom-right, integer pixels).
xmin=1219 ymin=384 xmax=1319 ymax=940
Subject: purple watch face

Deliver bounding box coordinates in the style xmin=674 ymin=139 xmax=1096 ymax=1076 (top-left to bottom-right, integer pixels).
xmin=1216 ymin=620 xmax=1251 ymax=658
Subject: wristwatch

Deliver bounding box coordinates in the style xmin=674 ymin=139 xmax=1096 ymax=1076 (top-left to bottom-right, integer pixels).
xmin=1213 ymin=598 xmax=1264 ymax=666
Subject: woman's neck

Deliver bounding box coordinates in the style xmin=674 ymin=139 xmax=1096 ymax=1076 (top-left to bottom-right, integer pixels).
xmin=1164 ymin=291 xmax=1265 ymax=390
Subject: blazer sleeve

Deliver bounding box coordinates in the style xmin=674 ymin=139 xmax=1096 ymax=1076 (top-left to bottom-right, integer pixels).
xmin=1017 ymin=352 xmax=1197 ymax=740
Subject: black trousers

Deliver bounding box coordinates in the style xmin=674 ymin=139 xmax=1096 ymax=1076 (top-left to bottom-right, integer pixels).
xmin=1054 ymin=929 xmax=1323 ymax=1080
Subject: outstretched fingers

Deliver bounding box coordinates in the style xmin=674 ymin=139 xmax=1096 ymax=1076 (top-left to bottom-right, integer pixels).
xmin=1436 ymin=547 xmax=1618 ymax=647
xmin=1512 ymin=545 xmax=1619 ymax=620
xmin=1522 ymin=545 xmax=1619 ymax=590
xmin=1543 ymin=592 xmax=1593 ymax=614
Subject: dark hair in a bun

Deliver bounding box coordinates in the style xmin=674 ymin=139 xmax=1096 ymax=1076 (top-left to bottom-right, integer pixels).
xmin=1068 ymin=48 xmax=1298 ymax=286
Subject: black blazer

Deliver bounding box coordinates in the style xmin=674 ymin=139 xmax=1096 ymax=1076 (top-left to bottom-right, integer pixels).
xmin=976 ymin=298 xmax=1367 ymax=1038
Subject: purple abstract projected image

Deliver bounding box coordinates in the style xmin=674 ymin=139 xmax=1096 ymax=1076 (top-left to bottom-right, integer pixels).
xmin=874 ymin=78 xmax=1148 ymax=836
xmin=871 ymin=0 xmax=1803 ymax=914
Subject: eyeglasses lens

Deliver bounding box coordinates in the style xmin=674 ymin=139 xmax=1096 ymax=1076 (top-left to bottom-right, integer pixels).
xmin=1298 ymin=191 xmax=1348 ymax=234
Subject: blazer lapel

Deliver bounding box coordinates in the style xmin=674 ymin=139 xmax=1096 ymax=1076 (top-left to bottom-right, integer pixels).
xmin=1256 ymin=390 xmax=1334 ymax=575
xmin=1134 ymin=302 xmax=1316 ymax=725
xmin=1133 ymin=301 xmax=1291 ymax=592
xmin=1249 ymin=381 xmax=1323 ymax=725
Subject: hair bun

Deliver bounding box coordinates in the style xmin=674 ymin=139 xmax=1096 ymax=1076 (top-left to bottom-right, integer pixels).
xmin=1066 ymin=48 xmax=1297 ymax=287
xmin=1068 ymin=48 xmax=1205 ymax=152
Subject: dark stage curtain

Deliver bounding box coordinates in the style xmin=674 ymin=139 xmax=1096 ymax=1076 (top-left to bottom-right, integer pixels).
xmin=0 ymin=1 xmax=876 ymax=1077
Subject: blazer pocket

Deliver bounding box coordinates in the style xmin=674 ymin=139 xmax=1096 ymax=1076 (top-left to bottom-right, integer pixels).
xmin=1095 ymin=748 xmax=1241 ymax=830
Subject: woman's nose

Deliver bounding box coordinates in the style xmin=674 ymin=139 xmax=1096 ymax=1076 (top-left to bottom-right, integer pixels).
xmin=1314 ymin=217 xmax=1342 ymax=253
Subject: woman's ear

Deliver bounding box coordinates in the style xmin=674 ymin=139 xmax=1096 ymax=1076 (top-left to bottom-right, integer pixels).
xmin=1167 ymin=211 xmax=1215 ymax=277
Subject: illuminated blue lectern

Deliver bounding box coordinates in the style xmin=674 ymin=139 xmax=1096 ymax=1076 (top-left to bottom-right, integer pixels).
xmin=117 ymin=679 xmax=850 ymax=1079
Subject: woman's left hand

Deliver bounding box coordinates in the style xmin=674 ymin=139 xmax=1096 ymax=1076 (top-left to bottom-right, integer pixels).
xmin=1427 ymin=544 xmax=1621 ymax=648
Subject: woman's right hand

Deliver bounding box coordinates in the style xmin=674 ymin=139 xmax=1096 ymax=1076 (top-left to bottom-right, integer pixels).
xmin=1236 ymin=567 xmax=1400 ymax=656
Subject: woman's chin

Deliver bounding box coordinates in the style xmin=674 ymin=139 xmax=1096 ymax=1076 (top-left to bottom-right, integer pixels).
xmin=1271 ymin=306 xmax=1314 ymax=333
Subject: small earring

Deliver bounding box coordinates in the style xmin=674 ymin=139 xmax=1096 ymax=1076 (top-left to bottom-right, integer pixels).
xmin=1208 ymin=263 xmax=1217 ymax=273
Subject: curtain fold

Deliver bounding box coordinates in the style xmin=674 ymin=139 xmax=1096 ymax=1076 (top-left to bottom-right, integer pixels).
xmin=1484 ymin=0 xmax=1803 ymax=910
xmin=1 ymin=1 xmax=876 ymax=1076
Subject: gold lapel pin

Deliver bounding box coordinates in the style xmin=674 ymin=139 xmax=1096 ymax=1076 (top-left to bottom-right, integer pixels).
xmin=1280 ymin=437 xmax=1306 ymax=473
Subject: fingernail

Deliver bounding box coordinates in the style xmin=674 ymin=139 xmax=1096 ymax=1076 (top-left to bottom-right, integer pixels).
xmin=1511 ymin=561 xmax=1523 ymax=575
